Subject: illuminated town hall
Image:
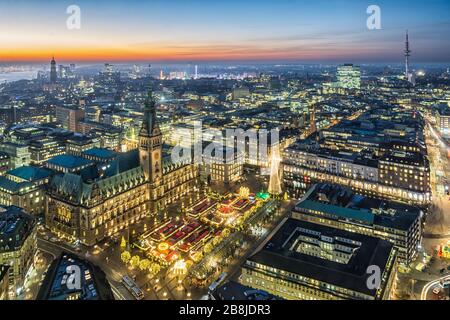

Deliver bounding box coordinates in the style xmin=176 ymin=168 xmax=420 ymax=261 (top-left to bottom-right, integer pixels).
xmin=45 ymin=89 xmax=199 ymax=246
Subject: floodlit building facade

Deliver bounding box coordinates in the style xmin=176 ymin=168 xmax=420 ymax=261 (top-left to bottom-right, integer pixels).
xmin=45 ymin=89 xmax=199 ymax=246
xmin=240 ymin=219 xmax=398 ymax=300
xmin=282 ymin=143 xmax=431 ymax=205
xmin=291 ymin=183 xmax=422 ymax=264
xmin=0 ymin=206 xmax=37 ymax=298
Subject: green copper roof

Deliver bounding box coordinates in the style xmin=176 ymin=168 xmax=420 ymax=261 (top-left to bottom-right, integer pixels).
xmin=0 ymin=176 xmax=35 ymax=194
xmin=47 ymin=155 xmax=93 ymax=169
xmin=7 ymin=165 xmax=53 ymax=182
xmin=298 ymin=199 xmax=374 ymax=224
xmin=49 ymin=164 xmax=145 ymax=206
xmin=83 ymin=148 xmax=118 ymax=159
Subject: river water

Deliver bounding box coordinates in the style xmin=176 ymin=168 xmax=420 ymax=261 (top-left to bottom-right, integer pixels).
xmin=0 ymin=71 xmax=37 ymax=83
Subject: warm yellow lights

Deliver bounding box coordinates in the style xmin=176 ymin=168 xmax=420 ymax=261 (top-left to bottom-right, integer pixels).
xmin=158 ymin=242 xmax=169 ymax=251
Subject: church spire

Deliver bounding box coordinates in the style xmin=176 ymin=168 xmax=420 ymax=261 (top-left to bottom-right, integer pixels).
xmin=50 ymin=55 xmax=57 ymax=84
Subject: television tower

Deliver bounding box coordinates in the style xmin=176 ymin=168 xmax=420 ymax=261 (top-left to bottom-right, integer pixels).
xmin=404 ymin=30 xmax=415 ymax=85
xmin=405 ymin=31 xmax=410 ymax=77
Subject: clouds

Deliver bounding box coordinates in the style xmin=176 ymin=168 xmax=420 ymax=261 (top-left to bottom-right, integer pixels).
xmin=0 ymin=0 xmax=449 ymax=62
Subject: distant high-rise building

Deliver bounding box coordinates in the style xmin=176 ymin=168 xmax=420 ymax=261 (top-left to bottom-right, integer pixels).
xmin=55 ymin=105 xmax=85 ymax=133
xmin=168 ymin=71 xmax=187 ymax=80
xmin=50 ymin=56 xmax=57 ymax=84
xmin=336 ymin=64 xmax=361 ymax=90
xmin=55 ymin=64 xmax=76 ymax=79
xmin=194 ymin=65 xmax=198 ymax=79
xmin=104 ymin=63 xmax=114 ymax=74
xmin=404 ymin=30 xmax=416 ymax=86
xmin=58 ymin=65 xmax=72 ymax=79
xmin=98 ymin=63 xmax=120 ymax=85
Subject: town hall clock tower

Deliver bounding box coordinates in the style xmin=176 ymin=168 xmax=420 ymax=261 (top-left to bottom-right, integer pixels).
xmin=139 ymin=88 xmax=163 ymax=211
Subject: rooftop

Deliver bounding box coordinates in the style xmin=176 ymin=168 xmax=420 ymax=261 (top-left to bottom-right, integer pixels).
xmin=321 ymin=116 xmax=423 ymax=147
xmin=66 ymin=134 xmax=97 ymax=145
xmin=37 ymin=252 xmax=114 ymax=300
xmin=82 ymin=148 xmax=118 ymax=159
xmin=7 ymin=165 xmax=53 ymax=182
xmin=295 ymin=183 xmax=421 ymax=231
xmin=58 ymin=104 xmax=82 ymax=111
xmin=0 ymin=152 xmax=9 ymax=159
xmin=436 ymin=105 xmax=450 ymax=116
xmin=284 ymin=143 xmax=378 ymax=168
xmin=0 ymin=176 xmax=35 ymax=194
xmin=246 ymin=219 xmax=396 ymax=297
xmin=0 ymin=141 xmax=28 ymax=148
xmin=0 ymin=206 xmax=35 ymax=253
xmin=212 ymin=281 xmax=283 ymax=301
xmin=46 ymin=154 xmax=94 ymax=170
xmin=48 ymin=150 xmax=144 ymax=205
xmin=380 ymin=150 xmax=429 ymax=167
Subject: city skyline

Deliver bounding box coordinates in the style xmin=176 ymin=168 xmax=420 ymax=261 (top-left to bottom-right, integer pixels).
xmin=1 ymin=0 xmax=450 ymax=305
xmin=1 ymin=0 xmax=450 ymax=63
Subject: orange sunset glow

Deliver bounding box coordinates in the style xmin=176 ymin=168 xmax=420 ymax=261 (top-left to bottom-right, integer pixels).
xmin=1 ymin=0 xmax=449 ymax=63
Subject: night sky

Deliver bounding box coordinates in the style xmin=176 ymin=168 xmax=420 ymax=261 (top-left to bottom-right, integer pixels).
xmin=1 ymin=0 xmax=449 ymax=62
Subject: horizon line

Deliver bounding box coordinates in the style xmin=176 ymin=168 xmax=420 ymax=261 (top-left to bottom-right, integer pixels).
xmin=2 ymin=59 xmax=450 ymax=65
